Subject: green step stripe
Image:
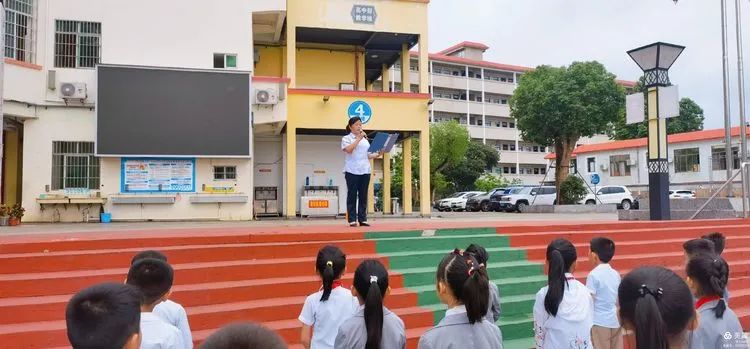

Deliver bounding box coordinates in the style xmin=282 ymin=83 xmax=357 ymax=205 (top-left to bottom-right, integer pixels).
xmin=365 ymin=227 xmax=497 ymax=239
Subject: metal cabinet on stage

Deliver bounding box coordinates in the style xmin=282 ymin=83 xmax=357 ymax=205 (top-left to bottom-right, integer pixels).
xmin=300 ymin=186 xmax=339 ymax=217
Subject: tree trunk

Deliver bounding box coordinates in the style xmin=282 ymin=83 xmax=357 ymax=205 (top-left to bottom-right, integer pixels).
xmin=554 ymin=138 xmax=575 ymax=205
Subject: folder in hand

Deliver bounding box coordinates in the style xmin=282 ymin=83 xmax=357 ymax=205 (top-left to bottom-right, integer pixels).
xmin=368 ymin=132 xmax=400 ymax=153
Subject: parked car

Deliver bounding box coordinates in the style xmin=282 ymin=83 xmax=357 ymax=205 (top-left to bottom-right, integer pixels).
xmin=497 ymin=186 xmax=557 ymax=213
xmin=450 ymin=191 xmax=485 ymax=211
xmin=670 ymin=190 xmax=696 ymax=199
xmin=436 ymin=192 xmax=466 ymax=212
xmin=580 ymin=185 xmax=636 ymax=210
xmin=466 ymin=188 xmax=507 ymax=212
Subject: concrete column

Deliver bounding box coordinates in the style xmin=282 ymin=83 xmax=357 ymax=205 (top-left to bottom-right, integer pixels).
xmin=403 ymin=138 xmax=413 ymax=214
xmin=357 ymin=51 xmax=366 ymax=91
xmin=401 ymin=43 xmax=411 ymax=92
xmin=286 ymin=25 xmax=296 ymax=88
xmin=383 ymin=152 xmax=392 ymax=214
xmin=382 ymin=64 xmax=390 ymax=92
xmin=419 ymin=35 xmax=429 ymax=94
xmin=368 ymin=159 xmax=375 ymax=213
xmin=285 ymin=127 xmax=297 ymax=217
xmin=419 ymin=131 xmax=431 ymax=216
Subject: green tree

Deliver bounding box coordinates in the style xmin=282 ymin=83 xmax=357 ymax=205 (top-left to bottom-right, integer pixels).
xmin=442 ymin=141 xmax=500 ymax=191
xmin=511 ymin=61 xmax=625 ymax=203
xmin=474 ymin=173 xmax=521 ymax=192
xmin=609 ymin=76 xmax=705 ymax=140
xmin=559 ymin=175 xmax=587 ymax=204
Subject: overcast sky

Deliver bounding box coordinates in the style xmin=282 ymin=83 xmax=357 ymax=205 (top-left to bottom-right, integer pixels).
xmin=428 ymin=0 xmax=750 ymax=129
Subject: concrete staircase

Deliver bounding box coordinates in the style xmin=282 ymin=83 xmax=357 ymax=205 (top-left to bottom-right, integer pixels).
xmin=2 ymin=219 xmax=750 ymax=348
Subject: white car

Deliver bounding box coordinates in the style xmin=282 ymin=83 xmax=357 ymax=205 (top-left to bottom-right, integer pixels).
xmin=449 ymin=191 xmax=484 ymax=211
xmin=438 ymin=192 xmax=481 ymax=211
xmin=497 ymin=186 xmax=557 ymax=212
xmin=580 ymin=185 xmax=636 ymax=210
xmin=670 ymin=190 xmax=696 ymax=199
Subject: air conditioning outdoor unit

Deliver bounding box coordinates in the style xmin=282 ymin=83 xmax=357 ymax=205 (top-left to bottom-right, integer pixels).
xmin=255 ymin=88 xmax=278 ymax=105
xmin=600 ymin=164 xmax=609 ymax=172
xmin=59 ymin=82 xmax=87 ymax=100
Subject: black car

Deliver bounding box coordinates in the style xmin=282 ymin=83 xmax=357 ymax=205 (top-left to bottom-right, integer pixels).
xmin=487 ymin=189 xmax=511 ymax=212
xmin=466 ymin=188 xmax=506 ymax=212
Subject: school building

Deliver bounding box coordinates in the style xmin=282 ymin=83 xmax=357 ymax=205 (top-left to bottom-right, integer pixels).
xmin=544 ymin=127 xmax=750 ymax=196
xmin=4 ymin=0 xmax=431 ymax=222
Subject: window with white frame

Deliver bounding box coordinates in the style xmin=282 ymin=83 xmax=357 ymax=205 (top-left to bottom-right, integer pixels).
xmin=587 ymin=157 xmax=596 ymax=173
xmin=51 ymin=141 xmax=100 ymax=190
xmin=54 ymin=20 xmax=101 ymax=68
xmin=5 ymin=0 xmax=35 ymax=63
xmin=712 ymin=146 xmax=740 ymax=170
xmin=674 ymin=148 xmax=700 ymax=173
xmin=609 ymin=154 xmax=631 ymax=177
xmin=213 ymin=53 xmax=237 ymax=69
xmin=213 ymin=166 xmax=237 ymax=180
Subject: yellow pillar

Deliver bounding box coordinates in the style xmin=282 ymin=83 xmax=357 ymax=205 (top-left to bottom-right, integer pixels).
xmin=286 ymin=25 xmax=296 ymax=88
xmin=285 ymin=127 xmax=297 ymax=218
xmin=401 ymin=43 xmax=411 ymax=93
xmin=382 ymin=64 xmax=390 ymax=92
xmin=357 ymin=51 xmax=366 ymax=91
xmin=419 ymin=130 xmax=431 ymax=216
xmin=383 ymin=152 xmax=392 ymax=214
xmin=368 ymin=159 xmax=375 ymax=213
xmin=418 ymin=36 xmax=429 ymax=94
xmin=366 ymin=81 xmax=373 ymax=92
xmin=647 ymin=87 xmax=667 ymax=160
xmin=403 ymin=138 xmax=413 ymax=214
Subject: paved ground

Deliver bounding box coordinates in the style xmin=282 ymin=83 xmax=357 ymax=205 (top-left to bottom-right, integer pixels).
xmin=0 ymin=211 xmax=619 ymax=238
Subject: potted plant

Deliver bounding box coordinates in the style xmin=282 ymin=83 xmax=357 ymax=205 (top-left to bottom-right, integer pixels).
xmin=0 ymin=205 xmax=9 ymax=226
xmin=9 ymin=203 xmax=25 ymax=226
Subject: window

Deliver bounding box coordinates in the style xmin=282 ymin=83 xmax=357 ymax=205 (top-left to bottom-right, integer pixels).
xmin=510 ymin=167 xmax=517 ymax=174
xmin=502 ymin=144 xmax=509 ymax=151
xmin=674 ymin=148 xmax=700 ymax=173
xmin=610 ymin=187 xmax=625 ymax=194
xmin=533 ymin=146 xmax=539 ymax=152
xmin=570 ymin=159 xmax=578 ymax=174
xmin=501 ymin=121 xmax=508 ymax=128
xmin=533 ymin=168 xmax=540 ymax=175
xmin=5 ymin=0 xmax=35 ymax=62
xmin=214 ymin=166 xmax=237 ymax=180
xmin=503 ymin=167 xmax=510 ymax=174
xmin=609 ymin=154 xmax=631 ymax=177
xmin=510 ymin=144 xmax=516 ymax=151
xmin=712 ymin=146 xmax=740 ymax=171
xmin=213 ymin=53 xmax=237 ymax=68
xmin=501 ymin=99 xmax=508 ymax=105
xmin=508 ymin=78 xmax=515 ymax=83
xmin=54 ymin=20 xmax=101 ymax=68
xmin=500 ymin=77 xmax=507 ymax=82
xmin=540 ymin=168 xmax=546 ymax=175
xmin=587 ymin=157 xmax=596 ymax=173
xmin=525 ymin=146 xmax=532 ymax=152
xmin=51 ymin=141 xmax=100 ymax=190
xmin=509 ymin=122 xmax=516 ymax=128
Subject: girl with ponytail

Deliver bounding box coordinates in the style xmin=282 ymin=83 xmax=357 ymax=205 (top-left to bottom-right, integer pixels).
xmin=299 ymin=246 xmax=359 ymax=349
xmin=532 ymin=239 xmax=593 ymax=348
xmin=418 ymin=249 xmax=502 ymax=349
xmin=335 ymin=260 xmax=405 ymax=349
xmin=465 ymin=243 xmax=501 ymax=323
xmin=687 ymin=255 xmax=746 ymax=349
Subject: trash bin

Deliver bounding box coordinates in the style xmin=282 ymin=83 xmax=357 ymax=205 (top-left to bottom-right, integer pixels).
xmin=392 ymin=198 xmax=401 ymax=215
xmin=100 ymin=212 xmax=112 ymax=223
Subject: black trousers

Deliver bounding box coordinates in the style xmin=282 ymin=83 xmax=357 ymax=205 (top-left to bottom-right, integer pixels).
xmin=345 ymin=172 xmax=370 ymax=223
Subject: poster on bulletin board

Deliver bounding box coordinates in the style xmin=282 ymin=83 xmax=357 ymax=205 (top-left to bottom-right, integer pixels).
xmin=121 ymin=158 xmax=195 ymax=192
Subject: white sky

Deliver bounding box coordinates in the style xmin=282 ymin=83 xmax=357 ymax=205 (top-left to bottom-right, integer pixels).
xmin=428 ymin=0 xmax=750 ymax=129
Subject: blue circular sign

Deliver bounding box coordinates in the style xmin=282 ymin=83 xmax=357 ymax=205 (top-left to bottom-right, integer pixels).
xmin=590 ymin=173 xmax=601 ymax=185
xmin=348 ymin=100 xmax=372 ymax=124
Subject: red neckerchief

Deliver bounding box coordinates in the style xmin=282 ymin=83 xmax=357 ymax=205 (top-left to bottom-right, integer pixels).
xmin=332 ymin=280 xmax=344 ymax=289
xmin=566 ymin=276 xmax=575 ymax=281
xmin=695 ymin=295 xmax=722 ymax=309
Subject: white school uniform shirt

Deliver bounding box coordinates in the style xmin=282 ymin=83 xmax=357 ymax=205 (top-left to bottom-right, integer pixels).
xmin=585 ymin=263 xmax=621 ymax=329
xmin=299 ymin=286 xmax=360 ymax=349
xmin=140 ymin=312 xmax=186 ymax=349
xmin=533 ymin=273 xmax=594 ymax=349
xmin=341 ymin=133 xmax=372 ymax=175
xmin=154 ymin=300 xmax=193 ymax=349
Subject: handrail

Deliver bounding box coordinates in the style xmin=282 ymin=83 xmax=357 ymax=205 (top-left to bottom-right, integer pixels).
xmin=690 ymin=168 xmax=742 ymax=220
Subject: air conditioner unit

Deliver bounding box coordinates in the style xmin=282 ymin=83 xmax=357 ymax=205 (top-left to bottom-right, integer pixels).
xmin=59 ymin=82 xmax=87 ymax=100
xmin=600 ymin=164 xmax=609 ymax=171
xmin=255 ymin=88 xmax=278 ymax=105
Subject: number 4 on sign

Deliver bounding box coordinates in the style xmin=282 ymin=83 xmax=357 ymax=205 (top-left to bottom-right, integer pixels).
xmin=355 ymin=104 xmax=365 ymax=118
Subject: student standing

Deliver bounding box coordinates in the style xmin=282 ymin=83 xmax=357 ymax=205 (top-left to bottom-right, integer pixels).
xmin=65 ymin=282 xmax=142 ymax=349
xmin=586 ymin=238 xmax=622 ymax=349
xmin=465 ymin=243 xmax=501 ymax=323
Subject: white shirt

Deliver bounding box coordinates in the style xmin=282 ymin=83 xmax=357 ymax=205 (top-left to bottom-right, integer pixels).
xmin=341 ymin=133 xmax=372 ymax=175
xmin=586 ymin=263 xmax=621 ymax=329
xmin=298 ymin=286 xmax=360 ymax=349
xmin=154 ymin=300 xmax=193 ymax=348
xmin=140 ymin=312 xmax=186 ymax=349
xmin=533 ymin=273 xmax=594 ymax=349
xmin=445 ymin=304 xmax=468 ymax=317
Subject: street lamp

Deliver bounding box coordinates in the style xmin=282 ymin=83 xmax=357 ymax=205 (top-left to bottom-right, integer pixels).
xmin=627 ymin=42 xmax=685 ymax=220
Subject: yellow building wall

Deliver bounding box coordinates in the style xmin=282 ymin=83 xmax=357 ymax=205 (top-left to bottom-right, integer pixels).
xmin=295 ymin=49 xmax=357 ymax=90
xmin=254 ymin=46 xmax=284 ymax=77
xmin=3 ymin=130 xmax=19 ymax=206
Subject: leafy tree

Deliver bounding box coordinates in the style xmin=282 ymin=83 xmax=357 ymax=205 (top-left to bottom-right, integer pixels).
xmin=559 ymin=175 xmax=587 ymax=204
xmin=609 ymin=76 xmax=704 ymax=140
xmin=511 ymin=61 xmax=625 ymax=202
xmin=442 ymin=141 xmax=500 ymax=191
xmin=474 ymin=173 xmax=521 ymax=192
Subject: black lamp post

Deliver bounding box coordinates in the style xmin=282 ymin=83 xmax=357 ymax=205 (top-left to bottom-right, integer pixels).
xmin=627 ymin=42 xmax=685 ymax=220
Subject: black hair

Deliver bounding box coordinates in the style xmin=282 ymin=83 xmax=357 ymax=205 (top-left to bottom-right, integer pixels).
xmin=66 ymin=282 xmax=142 ymax=349
xmin=346 ymin=116 xmax=362 ymax=132
xmin=687 ymin=254 xmax=729 ymax=318
xmin=544 ymin=239 xmax=577 ymax=316
xmin=199 ymin=322 xmax=287 ymax=349
xmin=589 ymin=237 xmax=615 ymax=263
xmin=702 ymin=232 xmax=726 ymax=255
xmin=683 ymin=238 xmax=716 ymax=258
xmin=353 ymin=260 xmax=389 ymax=349
xmin=131 ymin=250 xmax=168 ymax=265
xmin=126 ymin=258 xmax=174 ymax=306
xmin=465 ymin=244 xmax=490 ymax=266
xmin=618 ymin=266 xmax=695 ymax=349
xmin=436 ymin=249 xmax=489 ymax=324
xmin=316 ymin=245 xmax=346 ymax=301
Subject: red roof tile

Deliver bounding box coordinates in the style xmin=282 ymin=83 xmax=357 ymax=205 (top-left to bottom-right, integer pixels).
xmin=437 ymin=41 xmax=490 ymax=55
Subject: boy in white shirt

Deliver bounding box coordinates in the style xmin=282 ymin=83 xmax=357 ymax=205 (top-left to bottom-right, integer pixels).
xmin=586 ymin=237 xmax=622 ymax=349
xmin=131 ymin=250 xmax=193 ymax=349
xmin=66 ymin=282 xmax=142 ymax=349
xmin=127 ymin=257 xmax=186 ymax=349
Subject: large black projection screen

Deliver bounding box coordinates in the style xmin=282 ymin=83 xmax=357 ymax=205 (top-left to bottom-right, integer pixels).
xmin=96 ymin=65 xmax=251 ymax=157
